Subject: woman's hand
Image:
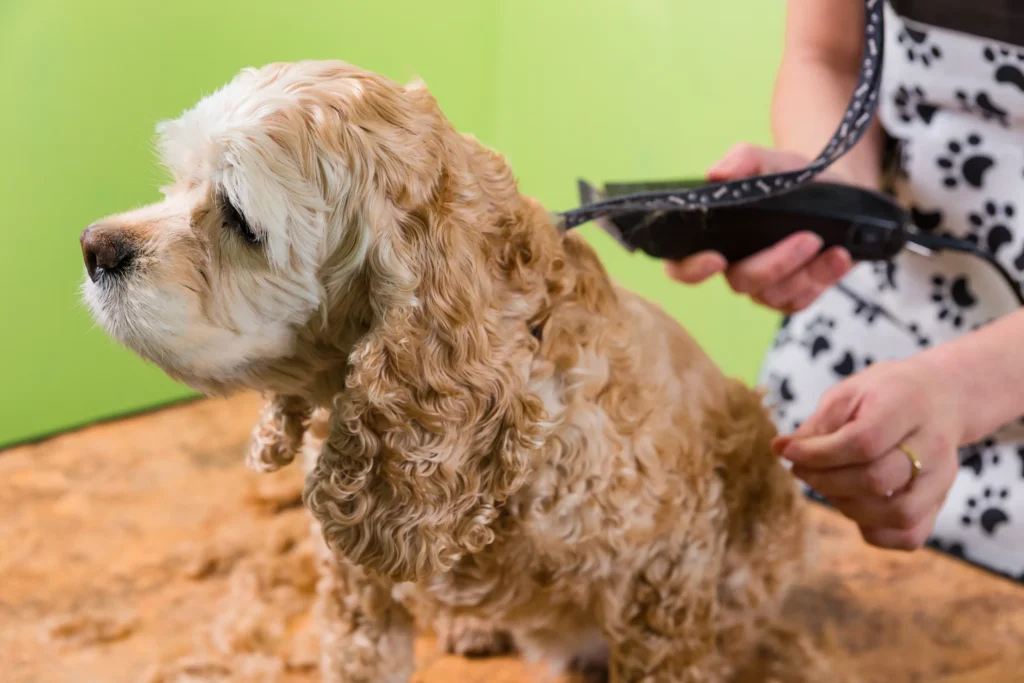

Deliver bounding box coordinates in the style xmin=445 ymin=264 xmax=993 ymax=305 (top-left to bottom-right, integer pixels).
xmin=665 ymin=143 xmax=853 ymax=313
xmin=773 ymin=356 xmax=964 ymax=550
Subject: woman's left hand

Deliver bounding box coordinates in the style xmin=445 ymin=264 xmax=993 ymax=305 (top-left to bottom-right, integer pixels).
xmin=774 ymin=356 xmax=964 ymax=550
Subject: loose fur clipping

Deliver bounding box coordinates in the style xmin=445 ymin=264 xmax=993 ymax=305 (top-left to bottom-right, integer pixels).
xmin=81 ymin=60 xmax=846 ymax=682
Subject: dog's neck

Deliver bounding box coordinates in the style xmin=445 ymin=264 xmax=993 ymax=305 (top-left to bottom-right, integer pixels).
xmin=239 ymin=285 xmax=375 ymax=406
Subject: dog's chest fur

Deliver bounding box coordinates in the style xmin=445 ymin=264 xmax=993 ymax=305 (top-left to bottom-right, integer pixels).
xmin=393 ymin=288 xmax=746 ymax=625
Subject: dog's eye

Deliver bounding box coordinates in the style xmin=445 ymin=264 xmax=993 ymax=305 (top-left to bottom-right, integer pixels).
xmin=220 ymin=194 xmax=261 ymax=245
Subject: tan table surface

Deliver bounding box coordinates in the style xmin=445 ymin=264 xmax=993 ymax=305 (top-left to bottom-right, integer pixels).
xmin=2 ymin=393 xmax=1024 ymax=682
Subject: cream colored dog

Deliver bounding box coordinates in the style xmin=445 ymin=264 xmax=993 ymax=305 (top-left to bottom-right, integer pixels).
xmin=82 ymin=60 xmax=816 ymax=682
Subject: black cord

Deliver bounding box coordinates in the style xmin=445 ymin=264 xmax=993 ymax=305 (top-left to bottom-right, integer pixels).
xmin=560 ymin=0 xmax=885 ymax=229
xmin=908 ymin=233 xmax=1024 ymax=307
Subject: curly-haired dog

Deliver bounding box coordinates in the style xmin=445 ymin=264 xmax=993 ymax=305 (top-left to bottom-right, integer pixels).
xmin=81 ymin=61 xmax=819 ymax=682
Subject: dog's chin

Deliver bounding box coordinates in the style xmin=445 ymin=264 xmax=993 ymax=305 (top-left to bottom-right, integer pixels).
xmin=82 ymin=275 xmax=295 ymax=395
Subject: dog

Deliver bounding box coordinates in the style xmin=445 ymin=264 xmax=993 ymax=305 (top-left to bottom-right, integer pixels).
xmin=81 ymin=60 xmax=814 ymax=682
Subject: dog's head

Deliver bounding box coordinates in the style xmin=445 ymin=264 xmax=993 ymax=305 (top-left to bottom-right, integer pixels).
xmin=82 ymin=60 xmax=555 ymax=581
xmin=81 ymin=61 xmax=467 ymax=391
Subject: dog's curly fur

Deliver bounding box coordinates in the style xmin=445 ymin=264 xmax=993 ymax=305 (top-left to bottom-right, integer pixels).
xmin=82 ymin=60 xmax=815 ymax=682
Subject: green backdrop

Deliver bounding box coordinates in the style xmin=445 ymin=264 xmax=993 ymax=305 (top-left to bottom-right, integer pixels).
xmin=0 ymin=0 xmax=783 ymax=447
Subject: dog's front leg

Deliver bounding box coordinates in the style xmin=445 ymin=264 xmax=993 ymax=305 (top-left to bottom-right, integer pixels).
xmin=312 ymin=527 xmax=415 ymax=683
xmin=434 ymin=612 xmax=515 ymax=658
xmin=608 ymin=644 xmax=731 ymax=683
xmin=604 ymin=551 xmax=736 ymax=683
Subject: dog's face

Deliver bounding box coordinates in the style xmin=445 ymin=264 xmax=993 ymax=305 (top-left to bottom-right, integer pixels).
xmin=81 ymin=61 xmax=442 ymax=390
xmin=81 ymin=60 xmax=556 ymax=582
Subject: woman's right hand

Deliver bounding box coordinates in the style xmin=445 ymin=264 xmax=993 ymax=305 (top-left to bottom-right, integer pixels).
xmin=664 ymin=143 xmax=853 ymax=313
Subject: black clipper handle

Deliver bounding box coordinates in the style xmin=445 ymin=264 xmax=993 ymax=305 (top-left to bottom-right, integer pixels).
xmin=578 ymin=180 xmax=910 ymax=263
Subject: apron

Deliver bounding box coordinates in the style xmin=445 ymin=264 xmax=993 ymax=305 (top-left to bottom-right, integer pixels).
xmin=760 ymin=0 xmax=1024 ymax=580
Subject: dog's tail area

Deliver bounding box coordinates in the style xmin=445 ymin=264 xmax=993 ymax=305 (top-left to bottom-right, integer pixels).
xmin=710 ymin=380 xmax=858 ymax=682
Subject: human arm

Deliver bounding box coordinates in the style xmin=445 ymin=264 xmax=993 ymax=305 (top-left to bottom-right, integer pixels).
xmin=667 ymin=0 xmax=883 ymax=311
xmin=775 ymin=309 xmax=1024 ymax=550
xmin=771 ymin=0 xmax=883 ymax=189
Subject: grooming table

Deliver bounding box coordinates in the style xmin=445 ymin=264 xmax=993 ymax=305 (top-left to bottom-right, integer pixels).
xmin=2 ymin=394 xmax=1023 ymax=682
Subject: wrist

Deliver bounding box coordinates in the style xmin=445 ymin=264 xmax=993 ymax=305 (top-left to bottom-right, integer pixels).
xmin=914 ymin=342 xmax=1005 ymax=446
xmin=911 ymin=349 xmax=971 ymax=445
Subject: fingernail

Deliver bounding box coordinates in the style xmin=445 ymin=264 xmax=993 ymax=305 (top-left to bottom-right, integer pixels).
xmin=707 ymin=147 xmax=742 ymax=177
xmin=797 ymin=235 xmax=823 ymax=259
xmin=695 ymin=255 xmax=724 ymax=280
xmin=781 ymin=442 xmax=801 ymax=461
xmin=771 ymin=436 xmax=789 ymax=455
xmin=827 ymin=247 xmax=851 ymax=271
xmin=707 ymin=159 xmax=732 ymax=179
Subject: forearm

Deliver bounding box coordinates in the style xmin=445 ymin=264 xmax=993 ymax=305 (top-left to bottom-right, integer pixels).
xmin=919 ymin=309 xmax=1024 ymax=444
xmin=772 ymin=59 xmax=883 ymax=189
xmin=771 ymin=0 xmax=883 ymax=190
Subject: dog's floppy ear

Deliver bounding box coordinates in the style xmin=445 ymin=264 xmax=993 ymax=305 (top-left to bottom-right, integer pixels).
xmin=246 ymin=394 xmax=313 ymax=472
xmin=303 ymin=101 xmax=549 ymax=581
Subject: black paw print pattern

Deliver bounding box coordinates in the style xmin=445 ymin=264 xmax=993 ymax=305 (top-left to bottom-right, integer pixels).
xmin=897 ymin=138 xmax=913 ymax=180
xmin=873 ymin=261 xmax=897 ymax=292
xmin=960 ymin=438 xmax=999 ymax=476
xmin=910 ymin=206 xmax=944 ymax=233
xmin=894 ymin=85 xmax=938 ymax=125
xmin=799 ymin=315 xmax=835 ymax=359
xmin=928 ymin=537 xmax=966 ymax=559
xmin=772 ymin=315 xmax=794 ymax=350
xmin=930 ymin=274 xmax=978 ymax=328
xmin=936 ymin=135 xmax=996 ymax=189
xmin=984 ymin=45 xmax=1024 ymax=93
xmin=841 ymin=289 xmax=887 ymax=326
xmin=1017 ymin=446 xmax=1024 ymax=478
xmin=961 ymin=487 xmax=1011 ymax=536
xmin=898 ymin=26 xmax=943 ymax=66
xmin=831 ymin=350 xmax=873 ymax=378
xmin=970 ymin=317 xmax=998 ymax=333
xmin=1013 ymin=243 xmax=1024 ymax=273
xmin=966 ymin=201 xmax=1015 ymax=255
xmin=906 ymin=322 xmax=931 ymax=348
xmin=955 ymin=89 xmax=1010 ymax=127
xmin=765 ymin=373 xmax=797 ymax=420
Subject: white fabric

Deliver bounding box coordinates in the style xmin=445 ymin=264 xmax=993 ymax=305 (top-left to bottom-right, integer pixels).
xmin=759 ymin=1 xmax=1024 ymax=579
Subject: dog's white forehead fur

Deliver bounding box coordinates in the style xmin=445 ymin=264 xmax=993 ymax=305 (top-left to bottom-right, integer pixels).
xmin=159 ymin=64 xmax=351 ymax=271
xmin=83 ymin=62 xmax=381 ymax=387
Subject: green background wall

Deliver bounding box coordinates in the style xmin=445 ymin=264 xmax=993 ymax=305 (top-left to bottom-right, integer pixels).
xmin=0 ymin=0 xmax=783 ymax=447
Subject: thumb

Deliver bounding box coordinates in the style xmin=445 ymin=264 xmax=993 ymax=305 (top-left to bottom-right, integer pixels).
xmin=665 ymin=252 xmax=727 ymax=284
xmin=708 ymin=144 xmax=814 ymax=181
xmin=707 ymin=143 xmax=765 ymax=181
xmin=771 ymin=384 xmax=858 ymax=454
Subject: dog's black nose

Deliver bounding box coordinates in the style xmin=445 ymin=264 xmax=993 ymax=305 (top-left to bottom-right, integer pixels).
xmin=80 ymin=225 xmax=134 ymax=282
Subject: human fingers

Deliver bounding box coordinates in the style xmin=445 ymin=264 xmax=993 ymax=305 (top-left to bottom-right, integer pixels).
xmin=825 ymin=437 xmax=953 ymax=529
xmin=664 ymin=252 xmax=728 ymax=284
xmin=782 ymin=389 xmax=918 ymax=470
xmin=792 ymin=444 xmax=919 ymax=498
xmin=755 ymin=247 xmax=852 ymax=312
xmin=707 ymin=143 xmax=813 ymax=181
xmin=858 ymin=505 xmax=941 ymax=551
xmin=724 ymin=232 xmax=824 ymax=297
xmin=772 ymin=383 xmax=858 ymax=455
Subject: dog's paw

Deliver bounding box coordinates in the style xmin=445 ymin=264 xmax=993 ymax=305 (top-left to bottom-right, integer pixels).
xmin=569 ymin=639 xmax=610 ymax=683
xmin=437 ymin=617 xmax=515 ymax=658
xmin=570 ymin=658 xmax=610 ymax=683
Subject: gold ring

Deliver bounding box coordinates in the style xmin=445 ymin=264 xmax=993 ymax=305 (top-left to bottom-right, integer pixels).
xmin=898 ymin=443 xmax=923 ymax=483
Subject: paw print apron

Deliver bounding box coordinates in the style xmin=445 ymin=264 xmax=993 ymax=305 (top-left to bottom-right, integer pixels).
xmin=760 ymin=0 xmax=1024 ymax=579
